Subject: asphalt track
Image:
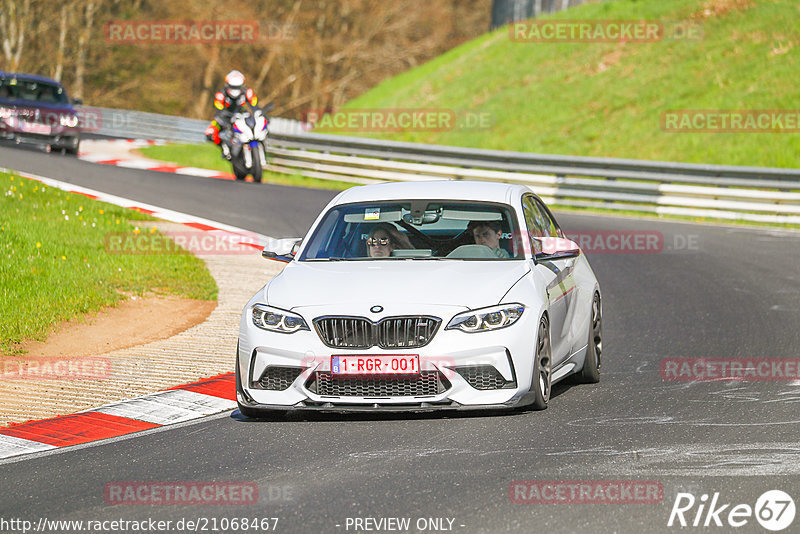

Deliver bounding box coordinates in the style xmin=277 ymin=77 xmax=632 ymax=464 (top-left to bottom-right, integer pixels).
xmin=2 ymin=143 xmax=800 ymax=533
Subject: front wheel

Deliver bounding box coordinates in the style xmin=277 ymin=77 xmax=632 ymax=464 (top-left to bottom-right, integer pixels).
xmin=232 ymin=154 xmax=248 ymax=181
xmin=64 ymin=139 xmax=80 ymax=156
xmin=250 ymin=147 xmax=262 ymax=183
xmin=530 ymin=317 xmax=552 ymax=410
xmin=576 ymin=293 xmax=602 ymax=384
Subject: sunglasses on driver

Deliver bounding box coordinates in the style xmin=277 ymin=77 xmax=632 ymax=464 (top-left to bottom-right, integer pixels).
xmin=366 ymin=237 xmax=391 ymax=247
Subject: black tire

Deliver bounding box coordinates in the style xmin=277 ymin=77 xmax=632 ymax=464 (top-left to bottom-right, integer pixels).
xmin=576 ymin=293 xmax=602 ymax=384
xmin=234 ymin=343 xmax=263 ymax=418
xmin=232 ymin=155 xmax=248 ymax=181
xmin=251 ymin=147 xmax=263 ymax=183
xmin=64 ymin=140 xmax=80 ymax=156
xmin=530 ymin=317 xmax=552 ymax=410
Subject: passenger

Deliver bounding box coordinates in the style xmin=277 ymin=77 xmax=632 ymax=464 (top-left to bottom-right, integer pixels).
xmin=366 ymin=222 xmax=413 ymax=258
xmin=468 ymin=220 xmax=510 ymax=258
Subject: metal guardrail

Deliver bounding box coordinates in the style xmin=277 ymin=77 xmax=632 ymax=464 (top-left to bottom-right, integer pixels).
xmin=266 ymin=131 xmax=800 ymax=224
xmin=79 ymin=106 xmax=800 ymax=224
xmin=76 ymin=106 xmax=308 ymax=143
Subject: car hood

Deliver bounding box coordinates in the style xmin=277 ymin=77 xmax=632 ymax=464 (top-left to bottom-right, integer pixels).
xmin=266 ymin=260 xmax=530 ymax=311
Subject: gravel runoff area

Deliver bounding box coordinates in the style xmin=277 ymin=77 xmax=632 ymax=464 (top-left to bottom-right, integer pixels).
xmin=0 ymin=222 xmax=284 ymax=426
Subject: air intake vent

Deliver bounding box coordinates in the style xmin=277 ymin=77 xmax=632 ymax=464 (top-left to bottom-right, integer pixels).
xmin=454 ymin=365 xmax=516 ymax=390
xmin=255 ymin=366 xmax=304 ymax=390
xmin=306 ymin=371 xmax=449 ymax=397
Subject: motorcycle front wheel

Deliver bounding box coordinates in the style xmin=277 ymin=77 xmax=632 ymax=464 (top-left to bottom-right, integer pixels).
xmin=232 ymin=154 xmax=248 ymax=181
xmin=251 ymin=148 xmax=263 ymax=183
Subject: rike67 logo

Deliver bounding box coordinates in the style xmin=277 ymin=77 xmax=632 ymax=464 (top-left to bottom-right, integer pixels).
xmin=668 ymin=490 xmax=795 ymax=531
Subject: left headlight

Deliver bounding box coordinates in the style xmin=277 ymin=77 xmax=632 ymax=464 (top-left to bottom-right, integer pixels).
xmin=252 ymin=304 xmax=309 ymax=333
xmin=446 ymin=303 xmax=525 ymax=333
xmin=60 ymin=114 xmax=78 ymax=128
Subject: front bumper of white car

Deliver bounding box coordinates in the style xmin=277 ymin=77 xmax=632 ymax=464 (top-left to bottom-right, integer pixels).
xmin=236 ymin=302 xmax=542 ymax=412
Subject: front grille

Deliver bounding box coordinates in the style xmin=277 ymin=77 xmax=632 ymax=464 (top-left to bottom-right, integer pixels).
xmin=306 ymin=371 xmax=450 ymax=397
xmin=313 ymin=316 xmax=440 ymax=349
xmin=378 ymin=317 xmax=439 ymax=348
xmin=256 ymin=366 xmax=304 ymax=390
xmin=454 ymin=365 xmax=516 ymax=390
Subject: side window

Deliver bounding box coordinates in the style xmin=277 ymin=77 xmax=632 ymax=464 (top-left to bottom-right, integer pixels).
xmin=533 ymin=198 xmax=560 ymax=238
xmin=522 ymin=197 xmax=545 ymax=255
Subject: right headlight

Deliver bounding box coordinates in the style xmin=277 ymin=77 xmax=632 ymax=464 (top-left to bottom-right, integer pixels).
xmin=252 ymin=304 xmax=309 ymax=334
xmin=60 ymin=113 xmax=79 ymax=128
xmin=446 ymin=303 xmax=525 ymax=333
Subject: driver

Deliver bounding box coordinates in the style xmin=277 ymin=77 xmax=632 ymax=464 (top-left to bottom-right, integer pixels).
xmin=468 ymin=220 xmax=510 ymax=258
xmin=205 ymin=70 xmax=259 ymax=160
xmin=366 ymin=223 xmax=413 ymax=258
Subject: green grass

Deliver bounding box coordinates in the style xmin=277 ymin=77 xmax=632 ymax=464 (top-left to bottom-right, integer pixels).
xmin=138 ymin=143 xmax=361 ymax=191
xmin=0 ymin=172 xmax=217 ymax=355
xmin=334 ymin=0 xmax=800 ymax=168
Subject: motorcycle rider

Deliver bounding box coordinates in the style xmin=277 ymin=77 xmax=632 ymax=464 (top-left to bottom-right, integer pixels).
xmin=205 ymin=70 xmax=260 ymax=160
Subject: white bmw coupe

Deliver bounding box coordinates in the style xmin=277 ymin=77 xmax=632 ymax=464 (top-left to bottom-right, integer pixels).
xmin=236 ymin=181 xmax=601 ymax=415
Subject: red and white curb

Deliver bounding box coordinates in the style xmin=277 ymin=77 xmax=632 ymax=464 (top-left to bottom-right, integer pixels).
xmin=0 ymin=374 xmax=236 ymax=460
xmin=0 ymin=168 xmax=280 ymax=460
xmin=78 ymin=138 xmax=237 ymax=180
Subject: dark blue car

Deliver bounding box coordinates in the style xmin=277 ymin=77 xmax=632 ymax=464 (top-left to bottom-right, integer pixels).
xmin=0 ymin=72 xmax=81 ymax=155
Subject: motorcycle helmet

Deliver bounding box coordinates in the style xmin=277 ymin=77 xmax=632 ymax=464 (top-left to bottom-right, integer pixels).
xmin=224 ymin=70 xmax=246 ymax=101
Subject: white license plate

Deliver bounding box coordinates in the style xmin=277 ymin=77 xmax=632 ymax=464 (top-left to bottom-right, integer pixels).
xmin=331 ymin=355 xmax=420 ymax=375
xmin=21 ymin=121 xmax=50 ymax=134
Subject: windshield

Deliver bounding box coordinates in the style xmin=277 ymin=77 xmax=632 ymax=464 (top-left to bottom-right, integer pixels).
xmin=300 ymin=200 xmax=523 ymax=261
xmin=0 ymin=78 xmax=69 ymax=105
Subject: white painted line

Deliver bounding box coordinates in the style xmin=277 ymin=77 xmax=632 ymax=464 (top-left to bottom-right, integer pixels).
xmin=78 ymin=153 xmax=118 ymax=163
xmin=114 ymin=159 xmax=167 ymax=170
xmin=160 ymin=389 xmax=238 ymax=412
xmin=94 ymin=390 xmax=236 ymax=425
xmin=175 ymin=167 xmax=227 ymax=177
xmin=0 ymin=434 xmax=57 ymax=459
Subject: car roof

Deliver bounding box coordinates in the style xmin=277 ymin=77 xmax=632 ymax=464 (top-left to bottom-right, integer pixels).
xmin=0 ymin=71 xmax=64 ymax=86
xmin=332 ymin=180 xmax=531 ymax=206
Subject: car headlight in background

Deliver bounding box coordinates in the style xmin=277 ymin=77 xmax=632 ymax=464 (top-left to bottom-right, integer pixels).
xmin=60 ymin=114 xmax=78 ymax=128
xmin=252 ymin=304 xmax=309 ymax=333
xmin=446 ymin=303 xmax=524 ymax=333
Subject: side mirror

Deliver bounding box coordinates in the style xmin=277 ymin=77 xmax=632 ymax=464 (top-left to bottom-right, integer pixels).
xmin=535 ymin=237 xmax=581 ymax=260
xmin=262 ymin=102 xmax=275 ymax=113
xmin=71 ymin=97 xmax=83 ymax=105
xmin=261 ymin=237 xmax=301 ymax=263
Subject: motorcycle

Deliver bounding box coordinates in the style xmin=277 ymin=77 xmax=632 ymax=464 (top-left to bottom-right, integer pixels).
xmin=226 ymin=104 xmax=272 ymax=182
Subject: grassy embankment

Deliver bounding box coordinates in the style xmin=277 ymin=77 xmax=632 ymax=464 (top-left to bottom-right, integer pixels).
xmin=342 ymin=0 xmax=799 ymax=167
xmin=0 ymin=172 xmax=217 ymax=354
